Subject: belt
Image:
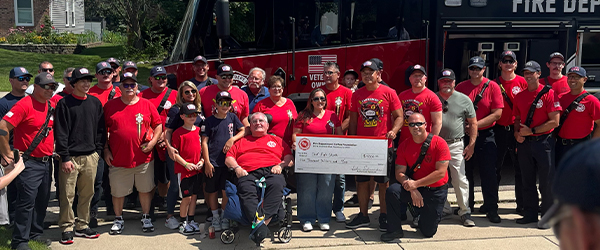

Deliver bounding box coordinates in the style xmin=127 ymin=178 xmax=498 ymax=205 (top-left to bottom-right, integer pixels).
xmin=525 ymin=133 xmax=552 ymax=142
xmin=445 ymin=138 xmax=463 ymax=143
xmin=559 ymin=136 xmax=589 ymax=146
xmin=501 ymin=125 xmax=512 ymax=131
xmin=23 ymin=155 xmax=51 ymax=162
xmin=424 ymin=183 xmax=449 ymax=191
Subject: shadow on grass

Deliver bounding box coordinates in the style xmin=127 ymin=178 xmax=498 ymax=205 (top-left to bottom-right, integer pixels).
xmin=78 ymin=44 xmax=125 ymax=58
xmin=0 ymin=226 xmax=49 ymax=250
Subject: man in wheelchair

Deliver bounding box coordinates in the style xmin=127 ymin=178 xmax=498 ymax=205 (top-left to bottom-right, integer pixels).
xmin=225 ymin=112 xmax=293 ymax=243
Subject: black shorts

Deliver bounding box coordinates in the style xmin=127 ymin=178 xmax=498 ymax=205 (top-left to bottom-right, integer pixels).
xmin=356 ymin=147 xmax=395 ymax=183
xmin=204 ymin=167 xmax=231 ymax=193
xmin=153 ymin=148 xmax=169 ymax=184
xmin=178 ymin=174 xmax=202 ymax=198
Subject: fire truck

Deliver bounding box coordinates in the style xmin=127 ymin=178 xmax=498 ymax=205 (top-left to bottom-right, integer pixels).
xmin=165 ymin=0 xmax=600 ymax=106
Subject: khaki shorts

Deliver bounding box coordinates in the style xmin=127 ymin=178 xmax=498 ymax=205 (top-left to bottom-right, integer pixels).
xmin=109 ymin=161 xmax=155 ymax=198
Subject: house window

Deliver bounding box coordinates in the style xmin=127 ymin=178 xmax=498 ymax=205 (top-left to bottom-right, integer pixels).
xmin=65 ymin=0 xmax=69 ymax=26
xmin=71 ymin=0 xmax=75 ymax=27
xmin=14 ymin=0 xmax=34 ymax=26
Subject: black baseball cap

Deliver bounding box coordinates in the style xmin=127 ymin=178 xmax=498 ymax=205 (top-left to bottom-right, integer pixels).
xmin=96 ymin=61 xmax=113 ymax=73
xmin=123 ymin=61 xmax=137 ymax=70
xmin=107 ymin=58 xmax=120 ymax=67
xmin=438 ymin=68 xmax=455 ymax=80
xmin=217 ymin=64 xmax=234 ymax=76
xmin=370 ymin=58 xmax=384 ymax=70
xmin=344 ymin=69 xmax=359 ymax=79
xmin=34 ymin=72 xmax=57 ymax=86
xmin=468 ymin=56 xmax=485 ymax=68
xmin=151 ymin=66 xmax=167 ymax=77
xmin=193 ymin=55 xmax=208 ymax=65
xmin=9 ymin=67 xmax=33 ymax=78
xmin=179 ymin=103 xmax=201 ymax=115
xmin=407 ymin=64 xmax=427 ymax=76
xmin=522 ymin=61 xmax=542 ymax=73
xmin=121 ymin=72 xmax=137 ymax=82
xmin=549 ymin=52 xmax=565 ymax=62
xmin=70 ymin=67 xmax=94 ymax=85
xmin=567 ymin=66 xmax=587 ymax=77
xmin=360 ymin=60 xmax=379 ymax=71
xmin=501 ymin=51 xmax=517 ymax=61
xmin=215 ymin=91 xmax=233 ymax=102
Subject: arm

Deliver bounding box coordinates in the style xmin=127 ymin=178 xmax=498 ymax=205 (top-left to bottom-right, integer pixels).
xmin=0 ymin=157 xmax=24 ymax=189
xmin=224 ymin=126 xmax=246 ymax=153
xmin=387 ymin=108 xmax=403 ymax=139
xmin=464 ymin=117 xmax=477 ymax=161
xmin=594 ymin=119 xmax=600 ymax=138
xmin=172 ymin=148 xmax=200 ymax=171
xmin=394 ymin=163 xmax=425 ymax=208
xmin=241 ymin=116 xmax=250 ymax=127
xmin=519 ymin=111 xmax=560 ymax=136
xmin=341 ymin=117 xmax=350 ymax=133
xmin=96 ymin=106 xmax=106 ymax=156
xmin=411 ymin=160 xmax=448 ymax=188
xmin=225 ymin=156 xmax=248 ymax=178
xmin=165 ymin=128 xmax=177 ymax=159
xmin=477 ymin=108 xmax=502 ymax=128
xmin=54 ymin=102 xmax=71 ymax=162
xmin=141 ymin=124 xmax=163 ymax=153
xmin=348 ymin=111 xmax=357 ymax=135
xmin=514 ymin=115 xmax=525 ymax=143
xmin=0 ymin=120 xmax=15 ymax=161
xmin=430 ymin=111 xmax=442 ymax=135
xmin=335 ymin=126 xmax=343 ymax=135
xmin=292 ymin=127 xmax=302 ymax=150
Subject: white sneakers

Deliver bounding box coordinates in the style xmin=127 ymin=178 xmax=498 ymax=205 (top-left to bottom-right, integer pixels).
xmin=165 ymin=216 xmax=179 ymax=230
xmin=335 ymin=211 xmax=346 ymax=222
xmin=302 ymin=221 xmax=313 ymax=232
xmin=319 ymin=223 xmax=330 ymax=231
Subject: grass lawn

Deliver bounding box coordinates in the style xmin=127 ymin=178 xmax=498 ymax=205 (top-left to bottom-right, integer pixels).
xmin=0 ymin=226 xmax=48 ymax=250
xmin=0 ymin=44 xmax=152 ymax=92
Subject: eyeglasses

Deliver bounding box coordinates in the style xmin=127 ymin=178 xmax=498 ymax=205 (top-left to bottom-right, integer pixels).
xmin=99 ymin=70 xmax=113 ymax=76
xmin=248 ymin=76 xmax=263 ymax=81
xmin=323 ymin=71 xmax=338 ymax=76
xmin=251 ymin=119 xmax=267 ymax=124
xmin=270 ymin=85 xmax=283 ymax=90
xmin=184 ymin=90 xmax=197 ymax=95
xmin=408 ymin=122 xmax=426 ymax=127
xmin=442 ymin=101 xmax=449 ymax=113
xmin=122 ymin=83 xmax=137 ymax=89
xmin=221 ymin=75 xmax=233 ymax=80
xmin=468 ymin=67 xmax=482 ymax=71
xmin=184 ymin=113 xmax=198 ymax=118
xmin=154 ymin=75 xmax=167 ymax=80
xmin=40 ymin=84 xmax=57 ymax=91
xmin=41 ymin=68 xmax=54 ymax=73
xmin=217 ymin=100 xmax=231 ymax=107
xmin=501 ymin=59 xmax=515 ymax=64
xmin=312 ymin=96 xmax=326 ymax=102
xmin=14 ymin=76 xmax=31 ymax=82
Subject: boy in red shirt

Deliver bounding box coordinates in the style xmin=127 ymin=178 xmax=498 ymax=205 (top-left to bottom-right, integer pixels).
xmin=171 ymin=103 xmax=204 ymax=235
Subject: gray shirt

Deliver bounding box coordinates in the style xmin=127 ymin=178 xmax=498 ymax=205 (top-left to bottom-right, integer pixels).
xmin=438 ymin=91 xmax=476 ymax=140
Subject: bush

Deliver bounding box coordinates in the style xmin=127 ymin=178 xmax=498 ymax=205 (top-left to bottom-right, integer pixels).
xmin=102 ymin=30 xmax=126 ymax=45
xmin=77 ymin=30 xmax=100 ymax=44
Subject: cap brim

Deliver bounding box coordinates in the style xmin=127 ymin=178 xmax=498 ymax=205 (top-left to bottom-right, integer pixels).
xmin=72 ymin=75 xmax=94 ymax=83
xmin=123 ymin=66 xmax=138 ymax=70
xmin=438 ymin=76 xmax=455 ymax=80
xmin=538 ymin=202 xmax=561 ymax=229
xmin=567 ymin=72 xmax=586 ymax=77
xmin=468 ymin=63 xmax=484 ymax=68
xmin=122 ymin=77 xmax=138 ymax=82
xmin=218 ymin=72 xmax=233 ymax=76
xmin=522 ymin=67 xmax=539 ymax=73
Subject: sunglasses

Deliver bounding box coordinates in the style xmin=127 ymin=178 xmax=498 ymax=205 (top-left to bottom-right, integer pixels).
xmin=442 ymin=101 xmax=449 ymax=113
xmin=184 ymin=90 xmax=197 ymax=95
xmin=221 ymin=75 xmax=233 ymax=80
xmin=312 ymin=96 xmax=326 ymax=102
xmin=40 ymin=84 xmax=58 ymax=91
xmin=41 ymin=68 xmax=54 ymax=73
xmin=323 ymin=71 xmax=338 ymax=76
xmin=217 ymin=100 xmax=231 ymax=107
xmin=99 ymin=69 xmax=113 ymax=76
xmin=469 ymin=67 xmax=482 ymax=71
xmin=154 ymin=75 xmax=167 ymax=80
xmin=501 ymin=59 xmax=515 ymax=64
xmin=122 ymin=83 xmax=137 ymax=89
xmin=111 ymin=64 xmax=119 ymax=70
xmin=408 ymin=122 xmax=426 ymax=127
xmin=567 ymin=75 xmax=583 ymax=80
xmin=14 ymin=76 xmax=31 ymax=82
xmin=184 ymin=113 xmax=198 ymax=118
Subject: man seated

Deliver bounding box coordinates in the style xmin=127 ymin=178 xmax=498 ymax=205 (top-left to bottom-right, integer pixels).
xmin=225 ymin=112 xmax=293 ymax=242
xmin=381 ymin=113 xmax=450 ymax=242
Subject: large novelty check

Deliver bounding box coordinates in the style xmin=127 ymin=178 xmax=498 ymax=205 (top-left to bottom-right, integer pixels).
xmin=294 ymin=134 xmax=388 ymax=175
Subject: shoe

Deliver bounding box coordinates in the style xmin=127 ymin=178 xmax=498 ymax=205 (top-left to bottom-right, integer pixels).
xmin=302 ymin=221 xmax=313 ymax=232
xmin=74 ymin=227 xmax=100 ymax=239
xmin=249 ymin=223 xmax=270 ymax=245
xmin=344 ymin=194 xmax=359 ymax=206
xmin=411 ymin=215 xmax=420 ymax=229
xmin=378 ymin=213 xmax=388 ymax=232
xmin=453 ymin=207 xmax=459 ymax=215
xmin=479 ymin=205 xmax=489 ymax=214
xmin=460 ymin=213 xmax=476 ymax=227
xmin=335 ymin=211 xmax=346 ymax=222
xmin=110 ymin=217 xmax=124 ymax=235
xmin=346 ymin=213 xmax=370 ymax=229
xmin=486 ymin=211 xmax=501 ymax=223
xmin=368 ymin=199 xmax=374 ymax=209
xmin=212 ymin=216 xmax=222 ymax=232
xmin=165 ymin=216 xmax=180 ymax=230
xmin=157 ymin=197 xmax=168 ymax=211
xmin=179 ymin=221 xmax=195 ymax=235
xmin=60 ymin=231 xmax=74 ymax=244
xmin=89 ymin=210 xmax=98 ymax=228
xmin=319 ymin=223 xmax=330 ymax=231
xmin=189 ymin=220 xmax=201 ymax=233
xmin=380 ymin=230 xmax=404 ymax=242
xmin=516 ymin=206 xmax=524 ymax=215
xmin=516 ymin=216 xmax=538 ymax=224
xmin=221 ymin=218 xmax=230 ymax=230
xmin=141 ymin=215 xmax=155 ymax=233
xmin=537 ymin=220 xmax=551 ymax=230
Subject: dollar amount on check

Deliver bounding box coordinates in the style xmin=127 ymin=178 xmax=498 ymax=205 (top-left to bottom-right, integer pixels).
xmin=295 ymin=134 xmax=388 ymax=175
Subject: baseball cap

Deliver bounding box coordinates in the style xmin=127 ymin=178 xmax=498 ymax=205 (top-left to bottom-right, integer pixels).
xmin=96 ymin=61 xmax=113 ymax=73
xmin=107 ymin=57 xmax=120 ymax=66
xmin=193 ymin=55 xmax=208 ymax=65
xmin=70 ymin=67 xmax=94 ymax=84
xmin=468 ymin=56 xmax=485 ymax=68
xmin=123 ymin=61 xmax=138 ymax=70
xmin=522 ymin=61 xmax=542 ymax=73
xmin=501 ymin=51 xmax=517 ymax=61
xmin=407 ymin=64 xmax=427 ymax=76
xmin=360 ymin=60 xmax=379 ymax=71
xmin=344 ymin=69 xmax=359 ymax=79
xmin=215 ymin=91 xmax=233 ymax=102
xmin=34 ymin=72 xmax=57 ymax=86
xmin=179 ymin=103 xmax=201 ymax=115
xmin=9 ymin=67 xmax=33 ymax=78
xmin=370 ymin=58 xmax=384 ymax=70
xmin=150 ymin=66 xmax=167 ymax=77
xmin=438 ymin=68 xmax=455 ymax=80
xmin=121 ymin=72 xmax=137 ymax=82
xmin=539 ymin=139 xmax=600 ymax=228
xmin=567 ymin=66 xmax=587 ymax=77
xmin=217 ymin=64 xmax=234 ymax=76
xmin=549 ymin=52 xmax=565 ymax=62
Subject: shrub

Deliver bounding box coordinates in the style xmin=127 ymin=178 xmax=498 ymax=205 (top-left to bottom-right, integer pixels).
xmin=102 ymin=30 xmax=126 ymax=45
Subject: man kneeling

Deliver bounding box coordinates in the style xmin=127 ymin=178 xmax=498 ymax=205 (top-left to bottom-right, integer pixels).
xmin=382 ymin=113 xmax=450 ymax=242
xmin=225 ymin=112 xmax=293 ymax=242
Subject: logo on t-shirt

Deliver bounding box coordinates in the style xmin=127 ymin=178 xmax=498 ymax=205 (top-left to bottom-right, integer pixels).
xmin=335 ymin=97 xmax=342 ymax=107
xmin=536 ymin=100 xmax=543 ymax=109
xmin=267 ymin=141 xmax=277 ymax=148
xmin=554 ymin=102 xmax=561 ymax=108
xmin=135 ymin=113 xmax=144 ymax=137
xmin=163 ymin=100 xmax=172 ymax=110
xmin=6 ymin=111 xmax=13 ymax=118
xmin=402 ymin=99 xmax=422 ymax=126
xmin=358 ymin=98 xmax=384 ymax=128
xmin=512 ymin=86 xmax=522 ymax=95
xmin=576 ymin=103 xmax=585 ymax=112
xmin=228 ymin=123 xmax=234 ymax=136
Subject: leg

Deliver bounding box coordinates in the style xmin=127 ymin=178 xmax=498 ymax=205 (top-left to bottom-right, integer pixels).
xmin=332 ymin=174 xmax=345 ymax=213
xmin=517 ymin=141 xmax=538 ymax=218
xmin=102 ymin=161 xmax=113 ymax=215
xmin=384 ymin=183 xmax=410 ymax=233
xmin=236 ymin=171 xmax=260 ymax=222
xmin=536 ymin=137 xmax=555 ymax=216
xmin=357 ymin=181 xmax=370 ymax=216
xmin=478 ymin=129 xmax=499 ymax=213
xmin=493 ymin=125 xmax=509 ymax=185
xmin=447 ymin=141 xmax=471 ymax=216
xmin=378 ymin=182 xmax=389 ymax=214
xmin=368 ymin=179 xmax=376 ymax=201
xmin=139 ymin=192 xmax=153 ymax=215
xmin=507 ymin=133 xmax=523 ymax=211
xmin=315 ymin=174 xmax=335 ymax=223
xmin=89 ymin=155 xmax=104 ymax=218
xmin=11 ymin=160 xmax=46 ymax=249
xmin=109 ymin=165 xmax=135 ymax=217
xmin=58 ymin=160 xmax=79 ymax=232
xmin=134 ymin=161 xmax=156 ymax=215
xmin=296 ymin=173 xmax=317 ymax=224
xmin=263 ymin=169 xmax=285 ymax=221
xmin=30 ymin=161 xmax=51 ymax=241
xmin=464 ymin=135 xmax=476 ymax=210
xmin=165 ymin=156 xmax=179 ymax=217
xmin=179 ymin=197 xmax=191 ymax=219
xmin=418 ymin=188 xmax=448 ymax=238
xmin=112 ymin=197 xmax=125 ymax=217
xmin=75 ymin=154 xmax=98 ymax=230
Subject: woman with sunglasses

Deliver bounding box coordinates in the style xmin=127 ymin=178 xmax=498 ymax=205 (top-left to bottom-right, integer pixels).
xmin=292 ymin=88 xmax=342 ymax=232
xmin=164 ymin=81 xmax=204 ymax=231
xmin=252 ymin=76 xmax=298 ymax=146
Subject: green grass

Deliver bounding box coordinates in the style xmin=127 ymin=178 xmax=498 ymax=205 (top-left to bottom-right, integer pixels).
xmin=0 ymin=226 xmax=48 ymax=250
xmin=0 ymin=44 xmax=153 ymax=92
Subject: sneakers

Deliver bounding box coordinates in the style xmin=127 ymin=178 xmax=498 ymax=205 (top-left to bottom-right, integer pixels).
xmin=380 ymin=230 xmax=404 ymax=242
xmin=411 ymin=215 xmax=420 ymax=229
xmin=179 ymin=221 xmax=195 ymax=235
xmin=335 ymin=211 xmax=346 ymax=222
xmin=75 ymin=228 xmax=100 ymax=239
xmin=378 ymin=213 xmax=388 ymax=232
xmin=89 ymin=210 xmax=98 ymax=228
xmin=346 ymin=213 xmax=370 ymax=229
xmin=165 ymin=216 xmax=180 ymax=230
xmin=212 ymin=216 xmax=222 ymax=232
xmin=460 ymin=213 xmax=476 ymax=227
xmin=302 ymin=221 xmax=313 ymax=232
xmin=60 ymin=231 xmax=74 ymax=245
xmin=141 ymin=215 xmax=155 ymax=232
xmin=516 ymin=216 xmax=539 ymax=224
xmin=110 ymin=217 xmax=124 ymax=235
xmin=486 ymin=211 xmax=501 ymax=223
xmin=319 ymin=223 xmax=330 ymax=231
xmin=189 ymin=220 xmax=201 ymax=233
xmin=221 ymin=218 xmax=230 ymax=230
xmin=344 ymin=194 xmax=359 ymax=206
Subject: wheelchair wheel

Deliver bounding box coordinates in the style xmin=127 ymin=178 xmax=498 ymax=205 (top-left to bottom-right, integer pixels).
xmin=221 ymin=229 xmax=235 ymax=244
xmin=277 ymin=227 xmax=292 ymax=243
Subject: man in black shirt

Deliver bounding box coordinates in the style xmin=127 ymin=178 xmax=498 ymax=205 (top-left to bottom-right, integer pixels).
xmin=54 ymin=67 xmax=105 ymax=244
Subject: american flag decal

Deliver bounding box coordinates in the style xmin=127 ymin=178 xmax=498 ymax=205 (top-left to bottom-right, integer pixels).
xmin=308 ymin=55 xmax=337 ymax=73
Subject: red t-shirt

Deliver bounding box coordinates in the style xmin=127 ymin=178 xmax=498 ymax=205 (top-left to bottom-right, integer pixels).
xmin=138 ymin=88 xmax=178 ymax=125
xmin=540 ymin=76 xmax=569 ymax=99
xmin=226 ymin=134 xmax=292 ymax=172
xmin=253 ymin=98 xmax=298 ymax=145
xmin=495 ymin=75 xmax=528 ymax=126
xmin=455 ymin=77 xmax=504 ymax=130
xmin=396 ymin=134 xmax=450 ymax=188
xmin=171 ymin=126 xmax=202 ymax=178
xmin=398 ymin=88 xmax=442 ymax=143
xmin=323 ymin=85 xmax=352 ymax=122
xmin=89 ymin=84 xmax=122 ymax=106
xmin=513 ymin=84 xmax=562 ymax=135
xmin=104 ymin=98 xmax=162 ymax=168
xmin=50 ymin=91 xmax=70 ymax=105
xmin=294 ymin=110 xmax=341 ymax=135
xmin=350 ymin=84 xmax=402 ymax=148
xmin=200 ymin=85 xmax=249 ymax=121
xmin=3 ymin=96 xmax=54 ymax=157
xmin=558 ymin=91 xmax=600 ymax=139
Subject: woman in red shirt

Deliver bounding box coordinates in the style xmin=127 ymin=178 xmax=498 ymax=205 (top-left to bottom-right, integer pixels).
xmin=292 ymin=88 xmax=342 ymax=232
xmin=252 ymin=76 xmax=297 ymax=145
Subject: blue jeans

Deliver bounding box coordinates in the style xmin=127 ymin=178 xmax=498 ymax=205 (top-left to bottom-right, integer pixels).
xmin=166 ymin=155 xmax=179 ymax=215
xmin=332 ymin=174 xmax=345 ymax=213
xmin=296 ymin=173 xmax=335 ymax=224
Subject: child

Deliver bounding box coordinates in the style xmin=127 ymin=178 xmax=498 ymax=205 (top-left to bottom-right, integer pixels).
xmin=343 ymin=70 xmax=359 ymax=92
xmin=171 ymin=103 xmax=205 ymax=235
xmin=201 ymin=91 xmax=245 ymax=231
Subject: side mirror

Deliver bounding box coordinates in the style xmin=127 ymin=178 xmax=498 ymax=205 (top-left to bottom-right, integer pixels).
xmin=216 ymin=0 xmax=230 ymax=39
xmin=274 ymin=67 xmax=286 ymax=81
xmin=301 ymin=76 xmax=308 ymax=85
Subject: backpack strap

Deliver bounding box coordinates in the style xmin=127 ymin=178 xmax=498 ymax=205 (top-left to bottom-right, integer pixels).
xmin=524 ymin=85 xmax=552 ymax=127
xmin=108 ymin=87 xmax=117 ymax=100
xmin=472 ymin=80 xmax=491 ymax=110
xmin=555 ymin=92 xmax=590 ymax=136
xmin=405 ymin=133 xmax=434 ymax=178
xmin=496 ymin=77 xmax=513 ymax=109
xmin=22 ymin=101 xmax=54 ymax=160
xmin=157 ymin=88 xmax=173 ymax=114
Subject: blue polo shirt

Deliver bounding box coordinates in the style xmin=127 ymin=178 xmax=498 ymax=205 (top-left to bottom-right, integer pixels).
xmin=0 ymin=93 xmax=25 ymax=148
xmin=242 ymin=85 xmax=269 ymax=113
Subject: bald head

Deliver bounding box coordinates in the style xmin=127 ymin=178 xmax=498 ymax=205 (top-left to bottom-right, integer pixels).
xmin=408 ymin=113 xmax=426 ymax=123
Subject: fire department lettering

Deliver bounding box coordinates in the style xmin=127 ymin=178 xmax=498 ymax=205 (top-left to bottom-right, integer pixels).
xmin=359 ymin=98 xmax=384 ymax=128
xmin=513 ymin=0 xmax=600 ymax=13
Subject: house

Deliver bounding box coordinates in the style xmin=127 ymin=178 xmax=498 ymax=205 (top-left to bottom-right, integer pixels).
xmin=0 ymin=0 xmax=84 ymax=36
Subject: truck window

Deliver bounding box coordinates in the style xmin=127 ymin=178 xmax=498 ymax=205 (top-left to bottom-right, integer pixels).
xmin=294 ymin=0 xmax=341 ymax=49
xmin=581 ymin=33 xmax=600 ymax=66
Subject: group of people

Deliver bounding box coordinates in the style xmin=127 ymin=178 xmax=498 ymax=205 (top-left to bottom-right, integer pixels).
xmin=0 ymin=49 xmax=597 ymax=249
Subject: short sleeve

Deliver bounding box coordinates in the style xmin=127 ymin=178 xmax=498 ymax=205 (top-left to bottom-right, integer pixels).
xmin=349 ymin=92 xmax=358 ymax=112
xmin=490 ymin=82 xmax=504 ymax=110
xmin=388 ymin=89 xmax=402 ymax=112
xmin=3 ymin=102 xmax=26 ymax=128
xmin=429 ymin=92 xmax=443 ymax=112
xmin=546 ymin=90 xmax=562 ymax=113
xmin=434 ymin=137 xmax=451 ymax=162
xmin=588 ymin=96 xmax=600 ymax=121
xmin=149 ymin=103 xmax=162 ymax=128
xmin=465 ymin=96 xmax=476 ymax=119
xmin=166 ymin=106 xmax=179 ymax=129
xmin=395 ymin=143 xmax=408 ymax=166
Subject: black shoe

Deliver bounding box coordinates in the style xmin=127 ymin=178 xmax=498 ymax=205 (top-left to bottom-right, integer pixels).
xmin=380 ymin=230 xmax=404 ymax=242
xmin=31 ymin=238 xmax=52 ymax=247
xmin=453 ymin=207 xmax=459 ymax=215
xmin=346 ymin=213 xmax=370 ymax=229
xmin=43 ymin=221 xmax=52 ymax=229
xmin=158 ymin=197 xmax=167 ymax=211
xmin=378 ymin=213 xmax=388 ymax=232
xmin=368 ymin=199 xmax=374 ymax=209
xmin=410 ymin=215 xmax=420 ymax=228
xmin=486 ymin=211 xmax=501 ymax=223
xmin=90 ymin=211 xmax=98 ymax=228
xmin=75 ymin=227 xmax=100 ymax=239
xmin=60 ymin=231 xmax=74 ymax=244
xmin=516 ymin=206 xmax=524 ymax=215
xmin=344 ymin=194 xmax=359 ymax=206
xmin=516 ymin=216 xmax=538 ymax=224
xmin=249 ymin=223 xmax=270 ymax=246
xmin=479 ymin=205 xmax=489 ymax=214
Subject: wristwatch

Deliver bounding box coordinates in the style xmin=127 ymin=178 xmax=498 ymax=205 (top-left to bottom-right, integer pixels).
xmin=531 ymin=127 xmax=536 ymax=135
